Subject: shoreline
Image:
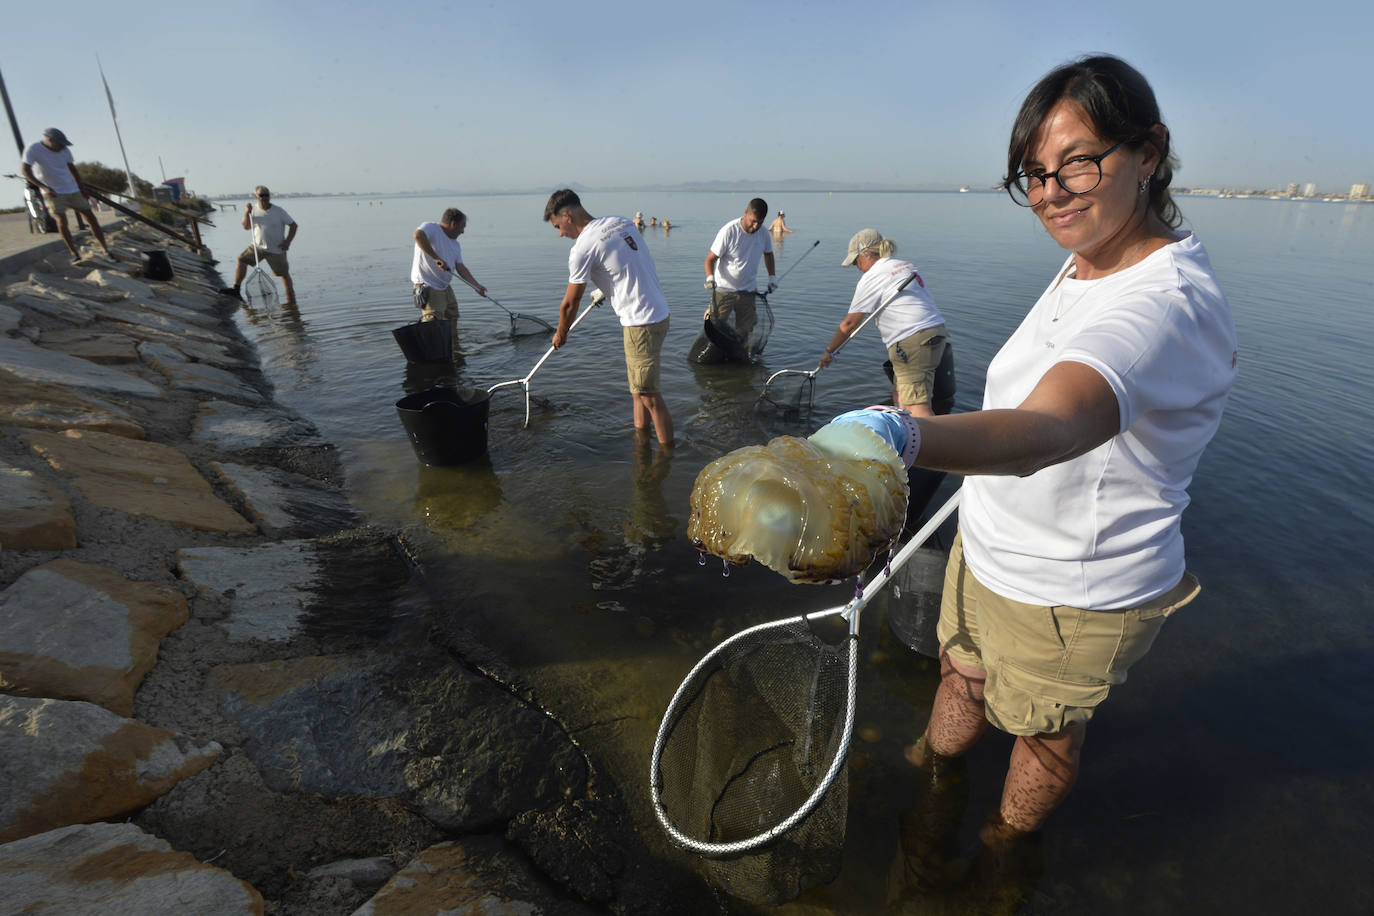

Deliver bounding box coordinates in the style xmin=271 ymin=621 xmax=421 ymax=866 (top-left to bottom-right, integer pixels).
xmin=0 ymin=220 xmax=709 ymax=913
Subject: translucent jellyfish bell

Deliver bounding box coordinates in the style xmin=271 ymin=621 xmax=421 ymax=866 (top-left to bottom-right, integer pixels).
xmin=687 ymin=414 xmax=910 ymax=584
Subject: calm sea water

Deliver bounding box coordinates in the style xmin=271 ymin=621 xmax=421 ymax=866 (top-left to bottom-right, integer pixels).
xmin=203 ymin=191 xmax=1373 ymax=914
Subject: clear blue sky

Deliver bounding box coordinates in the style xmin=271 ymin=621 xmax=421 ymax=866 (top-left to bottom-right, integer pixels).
xmin=5 ymin=0 xmax=1369 ymax=196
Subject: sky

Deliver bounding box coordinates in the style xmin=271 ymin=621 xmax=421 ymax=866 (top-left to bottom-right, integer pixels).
xmin=4 ymin=0 xmax=1370 ymax=197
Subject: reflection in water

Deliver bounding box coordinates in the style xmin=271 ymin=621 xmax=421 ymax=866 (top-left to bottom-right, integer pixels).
xmin=588 ymin=438 xmax=679 ymax=592
xmin=402 ymin=358 xmax=463 ymax=394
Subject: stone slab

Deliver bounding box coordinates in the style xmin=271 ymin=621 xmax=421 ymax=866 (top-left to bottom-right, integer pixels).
xmin=0 ymin=461 xmax=76 ymax=550
xmin=1 ymin=291 xmax=94 ymax=325
xmin=139 ymin=342 xmax=265 ymax=403
xmin=212 ymin=461 xmax=360 ymax=538
xmin=0 ymin=335 xmax=163 ymax=399
xmin=0 ymin=822 xmax=263 ymax=915
xmin=0 ymin=559 xmax=188 ymax=715
xmin=0 ymin=368 xmax=145 ymax=439
xmin=0 ymin=302 xmax=20 ymax=334
xmin=194 ymin=399 xmax=327 ymax=450
xmin=0 ymin=696 xmax=221 ymax=843
xmin=37 ymin=327 xmax=141 ymax=364
xmin=23 ymin=428 xmax=253 ymax=533
xmin=177 ymin=540 xmax=320 ymax=642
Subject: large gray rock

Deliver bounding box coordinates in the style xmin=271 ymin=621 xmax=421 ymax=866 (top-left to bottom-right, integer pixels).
xmin=0 ymin=822 xmax=262 ymax=915
xmin=0 ymin=559 xmax=188 ymax=715
xmin=1 ymin=292 xmax=94 ymax=325
xmin=0 ymin=461 xmax=75 ymax=550
xmin=81 ymin=268 xmax=156 ymax=301
xmin=0 ymin=302 xmax=20 ymax=334
xmin=0 ymin=696 xmax=221 ymax=843
xmin=210 ymin=651 xmax=587 ymax=832
xmin=0 ymin=335 xmax=163 ymax=399
xmin=8 ymin=273 xmax=128 ymax=304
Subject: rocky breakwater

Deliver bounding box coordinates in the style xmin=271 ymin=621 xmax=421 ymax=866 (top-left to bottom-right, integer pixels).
xmin=0 ymin=227 xmax=708 ymax=914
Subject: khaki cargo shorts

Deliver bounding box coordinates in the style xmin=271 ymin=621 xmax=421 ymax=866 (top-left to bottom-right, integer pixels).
xmin=414 ymin=284 xmax=458 ymax=322
xmin=237 ymin=246 xmax=290 ymax=276
xmin=43 ymin=191 xmax=93 ymax=214
xmin=623 ymin=317 xmax=669 ymax=395
xmin=888 ymin=324 xmax=947 ymax=407
xmin=936 ymin=530 xmax=1200 ymax=736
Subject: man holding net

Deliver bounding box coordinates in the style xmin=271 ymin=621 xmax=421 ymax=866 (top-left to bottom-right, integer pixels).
xmin=412 ymin=208 xmax=486 ymax=345
xmin=704 ymin=198 xmax=777 ymax=354
xmin=227 ymin=186 xmax=298 ymax=305
xmin=544 ymin=188 xmax=674 ymax=449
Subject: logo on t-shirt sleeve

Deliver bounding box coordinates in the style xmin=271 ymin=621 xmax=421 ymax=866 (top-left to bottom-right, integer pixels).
xmin=622 ymin=233 xmax=638 ymax=251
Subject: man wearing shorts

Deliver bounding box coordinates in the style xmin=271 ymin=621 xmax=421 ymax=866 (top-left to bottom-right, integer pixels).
xmin=411 ymin=208 xmax=486 ymax=343
xmin=227 ymin=186 xmax=298 ymax=305
xmin=543 ymin=188 xmax=674 ymax=448
xmin=20 ymin=128 xmax=115 ymax=262
xmin=704 ymin=198 xmax=776 ymax=347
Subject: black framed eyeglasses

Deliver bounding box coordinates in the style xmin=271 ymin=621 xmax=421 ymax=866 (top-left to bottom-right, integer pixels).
xmin=1005 ymin=140 xmax=1127 ymax=207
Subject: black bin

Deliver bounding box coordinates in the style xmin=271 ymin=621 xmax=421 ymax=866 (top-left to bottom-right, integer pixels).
xmin=392 ymin=320 xmax=454 ymax=363
xmin=395 ymin=386 xmax=489 ymax=465
xmin=143 ymin=249 xmax=174 ymax=281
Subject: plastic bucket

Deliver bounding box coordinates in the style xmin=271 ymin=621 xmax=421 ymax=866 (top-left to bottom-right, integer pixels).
xmin=143 ymin=250 xmax=174 ymax=281
xmin=395 ymin=386 xmax=489 ymax=465
xmin=392 ymin=319 xmax=454 ymax=363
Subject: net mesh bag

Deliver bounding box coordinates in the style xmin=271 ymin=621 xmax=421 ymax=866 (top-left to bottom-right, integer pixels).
xmin=654 ymin=617 xmax=852 ymax=904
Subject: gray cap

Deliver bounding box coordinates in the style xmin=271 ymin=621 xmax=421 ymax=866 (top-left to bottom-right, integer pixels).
xmin=42 ymin=127 xmax=72 ymax=147
xmin=842 ymin=228 xmax=882 ymax=266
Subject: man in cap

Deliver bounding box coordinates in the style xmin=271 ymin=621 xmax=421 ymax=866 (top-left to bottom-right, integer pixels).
xmin=544 ymin=188 xmax=674 ymax=448
xmin=411 ymin=208 xmax=486 ymax=346
xmin=226 ymin=186 xmax=298 ymax=305
xmin=704 ymin=197 xmax=776 ymax=351
xmin=20 ymin=128 xmax=115 ymax=261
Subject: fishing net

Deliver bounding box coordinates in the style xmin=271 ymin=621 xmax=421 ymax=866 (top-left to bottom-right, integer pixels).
xmin=507 ymin=312 xmax=555 ymax=337
xmin=690 ymin=291 xmax=775 ymax=364
xmin=755 ymin=369 xmax=816 ymax=422
xmin=652 ymin=614 xmax=853 ymax=904
xmin=244 ymin=265 xmax=278 ymax=307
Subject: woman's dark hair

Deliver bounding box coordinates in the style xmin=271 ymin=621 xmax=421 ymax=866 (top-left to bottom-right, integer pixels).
xmin=1006 ymin=55 xmax=1181 ymax=228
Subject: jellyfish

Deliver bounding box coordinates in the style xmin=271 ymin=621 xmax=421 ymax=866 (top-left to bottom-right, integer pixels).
xmin=688 ymin=407 xmax=918 ymax=584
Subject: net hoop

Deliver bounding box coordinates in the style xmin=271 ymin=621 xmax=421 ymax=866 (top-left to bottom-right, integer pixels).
xmin=649 ymin=606 xmax=858 ymax=858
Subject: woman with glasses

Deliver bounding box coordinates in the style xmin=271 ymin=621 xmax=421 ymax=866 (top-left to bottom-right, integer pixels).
xmin=892 ymin=55 xmax=1238 ymax=902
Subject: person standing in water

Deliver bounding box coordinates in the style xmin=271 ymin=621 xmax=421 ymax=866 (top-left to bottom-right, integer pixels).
xmin=227 ymin=186 xmax=298 ymax=305
xmin=544 ymin=189 xmax=674 ymax=448
xmin=769 ymin=210 xmax=793 ymax=236
xmin=411 ymin=208 xmax=486 ymax=346
xmin=704 ymin=198 xmax=776 ymax=347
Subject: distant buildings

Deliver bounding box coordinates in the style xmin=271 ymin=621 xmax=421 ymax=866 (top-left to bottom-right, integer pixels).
xmin=1353 ymin=183 xmax=1371 ymax=200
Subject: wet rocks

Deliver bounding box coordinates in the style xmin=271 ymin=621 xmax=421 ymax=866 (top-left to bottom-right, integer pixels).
xmin=210 ymin=650 xmax=587 ymax=832
xmin=0 ymin=461 xmax=75 ymax=550
xmin=0 ymin=695 xmax=220 ymax=843
xmin=0 ymin=822 xmax=262 ymax=914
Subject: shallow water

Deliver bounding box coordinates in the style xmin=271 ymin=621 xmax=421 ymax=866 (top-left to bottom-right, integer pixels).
xmin=203 ymin=191 xmax=1374 ymax=914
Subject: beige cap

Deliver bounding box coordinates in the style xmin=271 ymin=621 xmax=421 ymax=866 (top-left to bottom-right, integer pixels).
xmin=842 ymin=228 xmax=882 ymax=266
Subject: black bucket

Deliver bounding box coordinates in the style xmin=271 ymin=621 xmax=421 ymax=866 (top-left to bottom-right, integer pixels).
xmin=392 ymin=319 xmax=454 ymax=363
xmin=143 ymin=249 xmax=174 ymax=281
xmin=395 ymin=386 xmax=489 ymax=465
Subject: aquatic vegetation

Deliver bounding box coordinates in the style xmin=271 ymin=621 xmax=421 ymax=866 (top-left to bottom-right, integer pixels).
xmin=688 ymin=420 xmax=909 ymax=583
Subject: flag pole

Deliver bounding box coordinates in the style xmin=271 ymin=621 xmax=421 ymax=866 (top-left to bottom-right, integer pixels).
xmin=97 ymin=57 xmax=137 ymax=202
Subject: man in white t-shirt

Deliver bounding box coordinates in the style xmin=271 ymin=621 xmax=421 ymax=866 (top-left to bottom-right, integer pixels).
xmin=704 ymin=198 xmax=776 ymax=351
xmin=19 ymin=128 xmax=115 ymax=261
xmin=411 ymin=208 xmax=487 ymax=341
xmin=226 ymin=186 xmax=298 ymax=305
xmin=543 ymin=188 xmax=674 ymax=448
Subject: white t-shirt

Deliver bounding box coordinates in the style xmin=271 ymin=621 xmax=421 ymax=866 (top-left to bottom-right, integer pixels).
xmin=411 ymin=222 xmax=463 ymax=289
xmin=960 ymin=233 xmax=1238 ymax=609
xmin=848 ymin=257 xmax=946 ymax=347
xmin=248 ymin=204 xmax=295 ymax=253
xmin=709 ymin=218 xmax=774 ymax=292
xmin=22 ymin=142 xmax=79 ymax=194
xmin=567 ymin=216 xmax=669 ymax=327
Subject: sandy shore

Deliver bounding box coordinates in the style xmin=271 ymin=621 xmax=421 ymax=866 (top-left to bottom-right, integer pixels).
xmin=0 ymin=220 xmax=709 ymax=914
